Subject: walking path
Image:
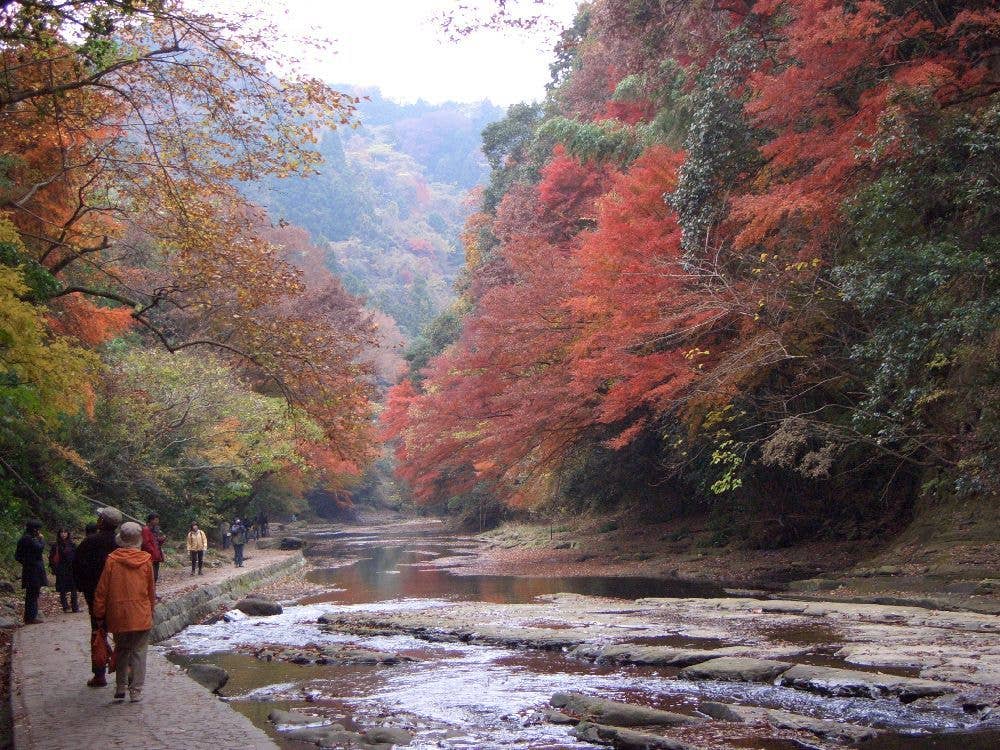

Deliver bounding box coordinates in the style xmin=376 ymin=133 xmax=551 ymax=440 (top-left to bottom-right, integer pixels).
xmin=10 ymin=549 xmax=293 ymax=750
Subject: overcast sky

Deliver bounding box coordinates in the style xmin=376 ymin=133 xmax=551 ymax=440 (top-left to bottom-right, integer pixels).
xmin=213 ymin=0 xmax=581 ymax=105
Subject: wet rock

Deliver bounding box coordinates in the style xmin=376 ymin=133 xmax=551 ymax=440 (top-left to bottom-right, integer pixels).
xmin=788 ymin=578 xmax=843 ymax=593
xmin=363 ymin=726 xmax=413 ymax=745
xmin=0 ymin=602 xmax=19 ymax=629
xmin=544 ymin=709 xmax=578 ymax=725
xmin=247 ymin=642 xmax=416 ymax=667
xmin=186 ymin=664 xmax=229 ymax=693
xmin=280 ymin=536 xmax=305 ymax=550
xmin=268 ymin=709 xmax=327 ymax=726
xmin=700 ymin=702 xmax=878 ymax=744
xmin=221 ymin=608 xmax=248 ymax=623
xmin=678 ymin=657 xmax=793 ymax=683
xmin=722 ymin=588 xmax=769 ymax=598
xmin=321 ymin=616 xmax=584 ymax=651
xmin=282 ymin=726 xmax=355 ymax=745
xmin=550 ymin=692 xmax=702 ymax=727
xmin=234 ymin=596 xmax=283 ymax=616
xmin=572 ymin=643 xmax=729 ymax=667
xmin=572 ymin=721 xmax=699 ymax=750
xmin=778 ymin=664 xmax=955 ymax=701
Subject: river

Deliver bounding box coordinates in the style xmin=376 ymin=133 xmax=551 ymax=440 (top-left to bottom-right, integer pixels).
xmin=164 ymin=524 xmax=1000 ymax=749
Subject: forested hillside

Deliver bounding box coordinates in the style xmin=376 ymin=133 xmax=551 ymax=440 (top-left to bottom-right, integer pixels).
xmin=248 ymin=91 xmax=502 ymax=338
xmin=385 ymin=0 xmax=1000 ymax=544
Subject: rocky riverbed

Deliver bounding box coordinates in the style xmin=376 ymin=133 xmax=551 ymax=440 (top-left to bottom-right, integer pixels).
xmin=163 ymin=522 xmax=1000 ymax=749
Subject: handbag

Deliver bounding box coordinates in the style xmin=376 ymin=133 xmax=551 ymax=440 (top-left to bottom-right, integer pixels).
xmin=91 ymin=626 xmax=117 ymax=673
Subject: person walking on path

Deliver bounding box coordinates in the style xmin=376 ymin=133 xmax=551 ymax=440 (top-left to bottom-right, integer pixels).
xmin=230 ymin=518 xmax=247 ymax=567
xmin=49 ymin=528 xmax=80 ymax=612
xmin=141 ymin=513 xmax=166 ymax=582
xmin=73 ymin=506 xmax=122 ymax=687
xmin=230 ymin=518 xmax=247 ymax=568
xmin=186 ymin=522 xmax=207 ymax=576
xmin=14 ymin=519 xmax=47 ymax=624
xmin=93 ymin=521 xmax=156 ymax=704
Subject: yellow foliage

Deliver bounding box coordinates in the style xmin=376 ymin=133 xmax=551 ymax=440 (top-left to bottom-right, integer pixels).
xmin=0 ymin=262 xmax=100 ymax=422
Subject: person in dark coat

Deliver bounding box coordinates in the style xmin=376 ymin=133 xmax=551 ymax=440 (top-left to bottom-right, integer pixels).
xmin=49 ymin=528 xmax=80 ymax=612
xmin=14 ymin=519 xmax=47 ymax=624
xmin=72 ymin=506 xmax=122 ymax=687
xmin=230 ymin=518 xmax=247 ymax=567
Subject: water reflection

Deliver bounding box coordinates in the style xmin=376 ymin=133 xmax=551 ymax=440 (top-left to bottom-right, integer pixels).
xmin=302 ymin=535 xmax=725 ymax=605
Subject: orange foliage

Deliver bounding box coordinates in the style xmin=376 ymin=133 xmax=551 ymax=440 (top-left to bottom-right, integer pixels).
xmin=47 ymin=295 xmax=134 ymax=346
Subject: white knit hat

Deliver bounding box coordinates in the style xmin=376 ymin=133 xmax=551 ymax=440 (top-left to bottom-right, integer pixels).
xmin=116 ymin=521 xmax=143 ymax=549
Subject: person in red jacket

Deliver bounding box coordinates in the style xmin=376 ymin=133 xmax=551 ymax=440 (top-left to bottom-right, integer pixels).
xmin=141 ymin=513 xmax=166 ymax=582
xmin=94 ymin=521 xmax=156 ymax=704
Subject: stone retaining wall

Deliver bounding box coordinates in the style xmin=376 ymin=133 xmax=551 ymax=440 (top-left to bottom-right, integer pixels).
xmin=151 ymin=553 xmax=304 ymax=642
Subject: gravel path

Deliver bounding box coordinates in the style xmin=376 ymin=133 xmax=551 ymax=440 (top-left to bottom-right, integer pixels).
xmin=10 ymin=548 xmax=292 ymax=750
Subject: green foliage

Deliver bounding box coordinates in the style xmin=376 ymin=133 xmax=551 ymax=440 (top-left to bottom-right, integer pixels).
xmin=482 ymin=102 xmax=546 ymax=211
xmin=0 ymin=239 xmax=59 ymax=301
xmin=668 ymin=52 xmax=761 ymax=256
xmin=537 ymin=117 xmax=642 ymax=165
xmin=835 ymin=98 xmax=1000 ymax=494
xmin=62 ymin=348 xmax=324 ymax=530
xmin=404 ymin=303 xmax=466 ymax=380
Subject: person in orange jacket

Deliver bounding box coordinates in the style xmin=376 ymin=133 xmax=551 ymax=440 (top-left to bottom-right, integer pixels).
xmin=93 ymin=521 xmax=156 ymax=704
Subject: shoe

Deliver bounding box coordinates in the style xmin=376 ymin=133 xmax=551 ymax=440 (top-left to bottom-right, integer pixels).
xmin=129 ymin=690 xmax=142 ymax=703
xmin=87 ymin=675 xmax=107 ymax=688
xmin=112 ymin=693 xmax=126 ymax=704
xmin=72 ymin=607 xmax=80 ymax=613
xmin=24 ymin=618 xmax=43 ymax=624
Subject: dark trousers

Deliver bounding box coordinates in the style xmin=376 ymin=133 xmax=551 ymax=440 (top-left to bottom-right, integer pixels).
xmin=233 ymin=544 xmax=244 ymax=567
xmin=23 ymin=585 xmax=40 ymax=622
xmin=189 ymin=550 xmax=203 ymax=574
xmin=85 ymin=595 xmax=106 ymax=677
xmin=59 ymin=588 xmax=79 ymax=611
xmin=152 ymin=561 xmax=160 ymax=582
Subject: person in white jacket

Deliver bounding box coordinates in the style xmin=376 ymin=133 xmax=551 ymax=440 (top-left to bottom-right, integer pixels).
xmin=186 ymin=522 xmax=208 ymax=576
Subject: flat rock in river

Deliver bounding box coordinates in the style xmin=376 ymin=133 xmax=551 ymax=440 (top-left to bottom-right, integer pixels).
xmin=678 ymin=656 xmax=793 ymax=682
xmin=570 ymin=643 xmax=726 ymax=667
xmin=778 ymin=664 xmax=955 ymax=701
xmin=363 ymin=726 xmax=413 ymax=745
xmin=268 ymin=709 xmax=326 ymax=726
xmin=234 ymin=596 xmax=283 ymax=616
xmin=700 ymin=702 xmax=878 ymax=744
xmin=571 ymin=642 xmax=808 ymax=667
xmin=551 ymin=691 xmax=703 ymax=727
xmin=572 ymin=721 xmax=700 ymax=750
xmin=186 ymin=663 xmax=229 ymax=693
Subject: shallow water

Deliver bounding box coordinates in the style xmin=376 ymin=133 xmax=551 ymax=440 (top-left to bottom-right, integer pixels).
xmin=301 ymin=536 xmax=726 ymax=604
xmin=165 ymin=527 xmax=999 ymax=749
